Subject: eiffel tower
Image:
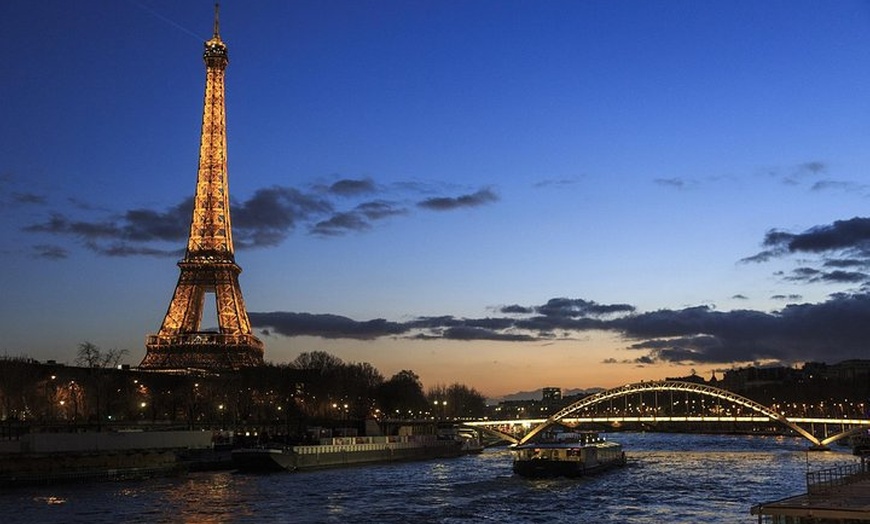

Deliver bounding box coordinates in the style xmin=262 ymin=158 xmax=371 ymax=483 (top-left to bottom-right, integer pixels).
xmin=141 ymin=6 xmax=264 ymax=370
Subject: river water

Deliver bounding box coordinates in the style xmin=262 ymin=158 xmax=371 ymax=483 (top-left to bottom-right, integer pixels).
xmin=0 ymin=432 xmax=858 ymax=523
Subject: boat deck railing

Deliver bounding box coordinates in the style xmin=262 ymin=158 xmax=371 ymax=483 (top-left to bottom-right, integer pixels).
xmin=806 ymin=458 xmax=869 ymax=495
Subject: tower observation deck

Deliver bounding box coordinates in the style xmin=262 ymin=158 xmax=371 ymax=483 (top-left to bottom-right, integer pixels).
xmin=140 ymin=5 xmax=264 ymax=371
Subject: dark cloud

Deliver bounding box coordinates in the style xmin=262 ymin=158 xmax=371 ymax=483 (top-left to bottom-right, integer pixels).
xmin=763 ymin=217 xmax=870 ymax=255
xmin=24 ymin=213 xmax=122 ymax=239
xmin=512 ymin=314 xmax=604 ymax=335
xmin=654 ymin=178 xmax=687 ymax=189
xmin=32 ymin=244 xmax=68 ymax=260
xmin=67 ymin=197 xmax=107 ymax=212
xmin=248 ymin=312 xmax=408 ymax=340
xmin=744 ymin=216 xmax=870 ymax=290
xmin=769 ymin=160 xmax=827 ymax=186
xmin=819 ymin=270 xmax=867 ymax=283
xmin=251 ymin=297 xmax=630 ymax=343
xmin=307 ymin=200 xmax=406 ymax=236
xmin=250 ymin=292 xmax=870 ymax=366
xmin=501 ymin=304 xmax=533 ymax=315
xmin=85 ymin=241 xmax=182 ymax=258
xmin=233 ymin=186 xmax=333 ymax=247
xmin=24 ymin=201 xmax=192 ymax=256
xmin=22 ymin=180 xmax=495 ymax=257
xmin=731 ymin=294 xmax=748 ymax=300
xmin=628 ymin=335 xmax=722 ymax=362
xmin=612 ymin=293 xmax=870 ymax=364
xmin=740 ymin=249 xmax=779 ymax=264
xmin=798 ymin=161 xmax=826 ymax=176
xmin=407 ymin=316 xmax=517 ymax=332
xmin=811 ymin=180 xmax=865 ymax=193
xmin=785 ymin=267 xmax=868 ymax=284
xmin=534 ymin=177 xmax=582 ymax=189
xmin=824 ymin=258 xmax=869 ymax=269
xmin=13 ymin=192 xmax=47 ymax=205
xmin=310 ymin=212 xmax=370 ymax=236
xmin=783 ymin=161 xmax=827 ymax=185
xmin=121 ymin=199 xmax=191 ymax=242
xmin=327 ymin=178 xmax=376 ymax=196
xmin=417 ymin=188 xmax=498 ymax=211
xmin=355 ymin=200 xmax=407 ymax=220
xmin=440 ymin=326 xmax=536 ymax=342
xmin=785 ymin=267 xmax=822 ymax=281
xmin=536 ymin=297 xmax=635 ymax=318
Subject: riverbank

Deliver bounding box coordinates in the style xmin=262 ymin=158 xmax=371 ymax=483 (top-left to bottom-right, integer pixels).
xmin=0 ymin=430 xmax=213 ymax=487
xmin=0 ymin=450 xmax=184 ymax=487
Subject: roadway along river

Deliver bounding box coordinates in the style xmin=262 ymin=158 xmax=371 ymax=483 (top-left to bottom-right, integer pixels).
xmin=0 ymin=432 xmax=857 ymax=523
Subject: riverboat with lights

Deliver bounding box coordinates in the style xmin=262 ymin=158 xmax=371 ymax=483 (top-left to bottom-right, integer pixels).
xmin=511 ymin=430 xmax=625 ymax=478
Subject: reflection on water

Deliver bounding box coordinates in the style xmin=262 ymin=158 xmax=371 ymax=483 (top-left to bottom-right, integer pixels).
xmin=0 ymin=433 xmax=857 ymax=523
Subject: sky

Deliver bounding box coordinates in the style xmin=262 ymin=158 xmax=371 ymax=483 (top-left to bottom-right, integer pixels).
xmin=3 ymin=0 xmax=870 ymax=398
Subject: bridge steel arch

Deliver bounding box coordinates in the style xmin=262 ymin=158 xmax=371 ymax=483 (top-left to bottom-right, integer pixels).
xmin=471 ymin=425 xmax=520 ymax=445
xmin=518 ymin=380 xmax=823 ymax=447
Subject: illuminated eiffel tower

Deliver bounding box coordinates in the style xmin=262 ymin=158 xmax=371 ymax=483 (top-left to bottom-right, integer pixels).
xmin=141 ymin=6 xmax=264 ymax=370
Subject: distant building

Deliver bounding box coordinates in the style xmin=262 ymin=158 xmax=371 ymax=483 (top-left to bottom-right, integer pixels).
xmin=542 ymin=387 xmax=562 ymax=402
xmin=721 ymin=366 xmax=795 ymax=393
xmin=486 ymin=387 xmax=568 ymax=419
xmin=666 ymin=373 xmax=707 ymax=385
xmin=824 ymin=360 xmax=870 ymax=382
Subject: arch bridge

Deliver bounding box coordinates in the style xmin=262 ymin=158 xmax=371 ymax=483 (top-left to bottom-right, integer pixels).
xmin=466 ymin=381 xmax=870 ymax=449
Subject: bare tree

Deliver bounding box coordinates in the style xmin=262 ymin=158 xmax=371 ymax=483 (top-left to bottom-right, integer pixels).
xmin=73 ymin=342 xmax=129 ymax=427
xmin=75 ymin=342 xmax=128 ymax=369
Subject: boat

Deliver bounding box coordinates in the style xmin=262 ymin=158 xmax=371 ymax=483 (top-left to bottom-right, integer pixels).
xmin=232 ymin=433 xmax=472 ymax=473
xmin=457 ymin=428 xmax=485 ymax=454
xmin=511 ymin=429 xmax=625 ymax=478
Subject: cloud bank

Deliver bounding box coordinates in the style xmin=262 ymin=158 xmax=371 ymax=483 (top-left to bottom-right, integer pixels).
xmin=743 ymin=216 xmax=870 ymax=287
xmin=21 ymin=178 xmax=499 ymax=258
xmin=249 ymin=292 xmax=870 ymax=367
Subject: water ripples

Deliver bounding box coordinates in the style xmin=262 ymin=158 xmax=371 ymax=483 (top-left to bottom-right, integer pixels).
xmin=0 ymin=433 xmax=856 ymax=523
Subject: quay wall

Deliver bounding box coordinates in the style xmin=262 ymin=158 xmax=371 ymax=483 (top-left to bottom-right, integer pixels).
xmin=0 ymin=450 xmax=183 ymax=487
xmin=3 ymin=430 xmax=213 ymax=454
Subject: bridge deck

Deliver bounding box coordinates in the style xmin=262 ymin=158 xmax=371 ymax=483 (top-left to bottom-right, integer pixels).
xmin=465 ymin=416 xmax=870 ymax=426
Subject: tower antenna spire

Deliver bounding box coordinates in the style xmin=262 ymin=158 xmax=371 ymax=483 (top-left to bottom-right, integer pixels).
xmin=213 ymin=2 xmax=220 ymax=39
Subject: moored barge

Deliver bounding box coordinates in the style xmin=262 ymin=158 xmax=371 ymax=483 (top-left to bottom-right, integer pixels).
xmin=232 ymin=433 xmax=475 ymax=473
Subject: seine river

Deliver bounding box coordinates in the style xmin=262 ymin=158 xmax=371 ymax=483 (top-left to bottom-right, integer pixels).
xmin=0 ymin=432 xmax=858 ymax=523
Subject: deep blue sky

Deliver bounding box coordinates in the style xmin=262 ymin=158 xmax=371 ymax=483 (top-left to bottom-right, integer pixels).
xmin=3 ymin=1 xmax=870 ymax=396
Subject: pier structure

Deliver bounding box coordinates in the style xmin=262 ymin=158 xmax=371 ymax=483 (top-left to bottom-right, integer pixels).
xmin=751 ymin=458 xmax=870 ymax=522
xmin=141 ymin=5 xmax=263 ymax=371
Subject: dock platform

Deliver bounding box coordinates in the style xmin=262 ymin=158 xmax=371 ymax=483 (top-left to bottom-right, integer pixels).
xmin=751 ymin=459 xmax=870 ymax=523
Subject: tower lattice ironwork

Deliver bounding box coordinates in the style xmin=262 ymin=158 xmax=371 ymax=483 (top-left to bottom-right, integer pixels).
xmin=141 ymin=6 xmax=264 ymax=370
